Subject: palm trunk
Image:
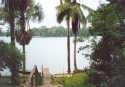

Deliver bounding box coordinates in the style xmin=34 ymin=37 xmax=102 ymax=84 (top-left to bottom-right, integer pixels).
xmin=9 ymin=14 xmax=15 ymax=46
xmin=8 ymin=0 xmax=16 ymax=85
xmin=67 ymin=19 xmax=71 ymax=74
xmin=8 ymin=0 xmax=16 ymax=46
xmin=74 ymin=33 xmax=78 ymax=71
xmin=60 ymin=0 xmax=62 ymax=4
xmin=60 ymin=0 xmax=71 ymax=73
xmin=23 ymin=44 xmax=26 ymax=72
xmin=21 ymin=10 xmax=26 ymax=72
xmin=10 ymin=21 xmax=15 ymax=46
xmin=10 ymin=66 xmax=19 ymax=85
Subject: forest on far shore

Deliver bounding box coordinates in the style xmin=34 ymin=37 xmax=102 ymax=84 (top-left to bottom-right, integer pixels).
xmin=0 ymin=26 xmax=89 ymax=37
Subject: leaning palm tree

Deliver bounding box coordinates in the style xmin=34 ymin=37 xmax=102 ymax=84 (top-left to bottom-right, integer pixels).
xmin=57 ymin=0 xmax=71 ymax=73
xmin=16 ymin=0 xmax=43 ymax=72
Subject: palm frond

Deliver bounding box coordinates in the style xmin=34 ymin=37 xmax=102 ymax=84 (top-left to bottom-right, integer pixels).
xmin=21 ymin=0 xmax=44 ymax=22
xmin=31 ymin=4 xmax=44 ymax=21
xmin=79 ymin=8 xmax=87 ymax=25
xmin=56 ymin=3 xmax=70 ymax=23
xmin=81 ymin=4 xmax=94 ymax=12
xmin=57 ymin=11 xmax=66 ymax=23
xmin=71 ymin=3 xmax=86 ymax=26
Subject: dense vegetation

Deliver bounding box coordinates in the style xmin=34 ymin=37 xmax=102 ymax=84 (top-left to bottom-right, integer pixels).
xmin=87 ymin=1 xmax=125 ymax=87
xmin=31 ymin=26 xmax=68 ymax=37
xmin=0 ymin=26 xmax=89 ymax=37
xmin=1 ymin=0 xmax=125 ymax=87
xmin=0 ymin=0 xmax=43 ymax=86
xmin=0 ymin=41 xmax=23 ymax=85
xmin=31 ymin=26 xmax=89 ymax=37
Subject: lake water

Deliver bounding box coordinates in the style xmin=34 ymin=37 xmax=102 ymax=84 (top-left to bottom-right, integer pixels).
xmin=0 ymin=37 xmax=91 ymax=74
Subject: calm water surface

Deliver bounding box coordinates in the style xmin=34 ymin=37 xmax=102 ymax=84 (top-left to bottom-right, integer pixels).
xmin=0 ymin=37 xmax=90 ymax=74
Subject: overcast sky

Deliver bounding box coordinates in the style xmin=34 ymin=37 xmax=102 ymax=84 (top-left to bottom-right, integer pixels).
xmin=30 ymin=0 xmax=105 ymax=28
xmin=0 ymin=0 xmax=106 ymax=31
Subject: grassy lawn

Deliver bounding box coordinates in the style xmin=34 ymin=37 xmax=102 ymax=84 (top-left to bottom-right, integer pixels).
xmin=52 ymin=73 xmax=95 ymax=87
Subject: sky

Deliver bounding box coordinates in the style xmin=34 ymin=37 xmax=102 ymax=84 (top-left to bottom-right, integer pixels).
xmin=30 ymin=0 xmax=103 ymax=28
xmin=0 ymin=0 xmax=106 ymax=31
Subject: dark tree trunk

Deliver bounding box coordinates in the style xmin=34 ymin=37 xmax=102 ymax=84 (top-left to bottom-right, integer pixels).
xmin=8 ymin=0 xmax=16 ymax=46
xmin=67 ymin=19 xmax=71 ymax=73
xmin=23 ymin=44 xmax=26 ymax=72
xmin=20 ymin=11 xmax=25 ymax=32
xmin=8 ymin=0 xmax=17 ymax=85
xmin=74 ymin=33 xmax=78 ymax=71
xmin=10 ymin=65 xmax=19 ymax=85
xmin=9 ymin=12 xmax=15 ymax=46
xmin=60 ymin=0 xmax=62 ymax=4
xmin=20 ymin=10 xmax=26 ymax=72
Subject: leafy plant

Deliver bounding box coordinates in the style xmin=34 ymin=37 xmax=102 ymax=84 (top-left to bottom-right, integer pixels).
xmin=0 ymin=41 xmax=23 ymax=85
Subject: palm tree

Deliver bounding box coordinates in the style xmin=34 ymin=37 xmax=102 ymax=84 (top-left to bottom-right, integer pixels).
xmin=1 ymin=0 xmax=17 ymax=46
xmin=70 ymin=0 xmax=87 ymax=71
xmin=57 ymin=0 xmax=93 ymax=72
xmin=16 ymin=0 xmax=43 ymax=72
xmin=57 ymin=0 xmax=71 ymax=73
xmin=0 ymin=0 xmax=20 ymax=85
xmin=72 ymin=1 xmax=95 ymax=71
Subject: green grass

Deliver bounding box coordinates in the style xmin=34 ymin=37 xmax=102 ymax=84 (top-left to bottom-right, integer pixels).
xmin=64 ymin=73 xmax=88 ymax=87
xmin=52 ymin=73 xmax=95 ymax=87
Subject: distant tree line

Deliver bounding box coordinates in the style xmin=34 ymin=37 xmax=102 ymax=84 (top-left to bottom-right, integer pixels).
xmin=0 ymin=26 xmax=89 ymax=37
xmin=0 ymin=31 xmax=6 ymax=36
xmin=31 ymin=26 xmax=89 ymax=37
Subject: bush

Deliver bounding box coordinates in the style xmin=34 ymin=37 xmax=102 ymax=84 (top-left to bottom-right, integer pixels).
xmin=0 ymin=41 xmax=23 ymax=85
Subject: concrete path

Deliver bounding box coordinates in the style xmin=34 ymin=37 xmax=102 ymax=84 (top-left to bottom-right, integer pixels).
xmin=39 ymin=68 xmax=63 ymax=87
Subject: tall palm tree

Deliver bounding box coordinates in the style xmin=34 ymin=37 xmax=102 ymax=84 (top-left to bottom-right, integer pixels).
xmin=70 ymin=0 xmax=87 ymax=71
xmin=57 ymin=0 xmax=93 ymax=71
xmin=16 ymin=0 xmax=43 ymax=72
xmin=1 ymin=0 xmax=17 ymax=46
xmin=72 ymin=1 xmax=94 ymax=71
xmin=57 ymin=0 xmax=71 ymax=73
xmin=0 ymin=0 xmax=20 ymax=85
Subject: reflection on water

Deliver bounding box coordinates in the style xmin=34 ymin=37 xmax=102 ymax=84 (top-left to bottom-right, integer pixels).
xmin=0 ymin=37 xmax=90 ymax=74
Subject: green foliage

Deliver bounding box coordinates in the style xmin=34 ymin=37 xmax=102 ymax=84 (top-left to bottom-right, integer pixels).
xmin=89 ymin=2 xmax=125 ymax=87
xmin=16 ymin=0 xmax=43 ymax=23
xmin=0 ymin=41 xmax=23 ymax=70
xmin=108 ymin=0 xmax=125 ymax=15
xmin=91 ymin=4 xmax=121 ymax=36
xmin=31 ymin=26 xmax=88 ymax=37
xmin=56 ymin=0 xmax=86 ymax=32
xmin=31 ymin=26 xmax=67 ymax=37
xmin=0 ymin=41 xmax=23 ymax=85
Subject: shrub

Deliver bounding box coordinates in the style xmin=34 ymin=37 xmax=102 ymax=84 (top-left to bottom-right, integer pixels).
xmin=0 ymin=41 xmax=23 ymax=85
